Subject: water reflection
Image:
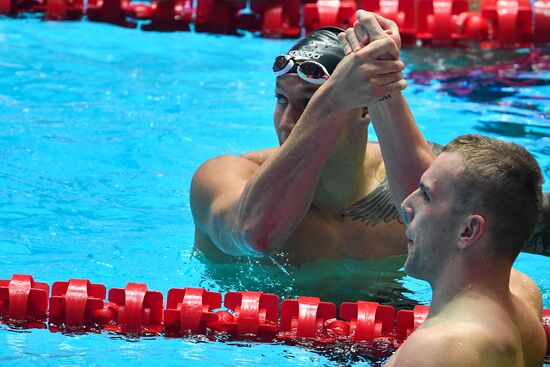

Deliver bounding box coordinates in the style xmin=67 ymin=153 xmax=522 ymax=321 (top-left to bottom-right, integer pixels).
xmin=405 ymin=47 xmax=549 ymax=104
xmin=406 ymin=46 xmax=550 ymax=163
xmin=196 ymin=251 xmax=417 ymax=309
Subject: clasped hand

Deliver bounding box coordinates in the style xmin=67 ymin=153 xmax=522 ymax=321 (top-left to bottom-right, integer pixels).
xmin=324 ymin=11 xmax=407 ymax=110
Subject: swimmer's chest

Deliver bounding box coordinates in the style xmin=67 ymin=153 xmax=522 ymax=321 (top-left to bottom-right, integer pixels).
xmin=280 ymin=208 xmax=407 ymax=264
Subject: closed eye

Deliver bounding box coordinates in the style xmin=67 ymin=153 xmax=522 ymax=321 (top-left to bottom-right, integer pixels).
xmin=420 ymin=183 xmax=430 ymax=202
xmin=275 ymin=93 xmax=288 ymax=106
xmin=422 ymin=189 xmax=430 ymax=201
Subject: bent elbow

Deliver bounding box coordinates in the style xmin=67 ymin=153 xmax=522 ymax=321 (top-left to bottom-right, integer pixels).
xmin=240 ymin=221 xmax=283 ymax=256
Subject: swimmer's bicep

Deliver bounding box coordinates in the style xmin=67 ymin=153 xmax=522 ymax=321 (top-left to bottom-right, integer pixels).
xmin=190 ymin=155 xmax=259 ymax=255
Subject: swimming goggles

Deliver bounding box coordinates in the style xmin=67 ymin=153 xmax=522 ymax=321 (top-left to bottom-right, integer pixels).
xmin=272 ymin=54 xmax=330 ymax=85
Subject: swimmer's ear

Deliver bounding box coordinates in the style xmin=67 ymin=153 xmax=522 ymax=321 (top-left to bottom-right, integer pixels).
xmin=457 ymin=214 xmax=486 ymax=250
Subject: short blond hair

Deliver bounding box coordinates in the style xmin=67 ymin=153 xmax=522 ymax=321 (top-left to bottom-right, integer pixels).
xmin=443 ymin=134 xmax=543 ymax=258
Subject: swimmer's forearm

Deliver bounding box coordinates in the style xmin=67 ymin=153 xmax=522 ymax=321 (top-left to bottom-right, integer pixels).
xmin=234 ymin=89 xmax=354 ymax=254
xmin=368 ymin=92 xmax=434 ymax=209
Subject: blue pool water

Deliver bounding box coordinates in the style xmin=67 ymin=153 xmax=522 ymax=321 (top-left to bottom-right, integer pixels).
xmin=0 ymin=17 xmax=549 ymax=366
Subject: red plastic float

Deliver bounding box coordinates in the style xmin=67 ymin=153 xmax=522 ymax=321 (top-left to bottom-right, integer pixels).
xmin=358 ymin=0 xmax=416 ymax=44
xmin=1 ymin=0 xmax=43 ymax=14
xmin=261 ymin=0 xmax=301 ymax=38
xmin=49 ymin=279 xmax=107 ymax=330
xmin=481 ymin=0 xmax=533 ymax=47
xmin=125 ymin=2 xmax=155 ymax=20
xmin=87 ymin=0 xmax=137 ymax=28
xmin=45 ymin=0 xmax=83 ymax=20
xmin=222 ymin=291 xmax=279 ymax=338
xmin=534 ymin=0 xmax=550 ymax=44
xmin=279 ymin=296 xmax=337 ymax=341
xmin=0 ymin=274 xmax=49 ymax=327
xmin=104 ymin=282 xmax=164 ymax=334
xmin=0 ymin=0 xmax=15 ymax=14
xmin=303 ymin=0 xmax=356 ymax=34
xmin=340 ymin=300 xmax=395 ymax=341
xmin=416 ymin=0 xmax=469 ymax=45
xmin=142 ymin=0 xmax=193 ymax=32
xmin=164 ymin=287 xmax=221 ymax=335
xmin=460 ymin=12 xmax=490 ymax=41
xmin=195 ymin=0 xmax=244 ymax=35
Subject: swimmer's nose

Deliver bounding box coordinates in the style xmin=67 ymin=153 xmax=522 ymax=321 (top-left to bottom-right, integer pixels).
xmin=400 ymin=198 xmax=414 ymax=225
xmin=278 ymin=108 xmax=300 ymax=136
xmin=279 ymin=119 xmax=294 ymax=135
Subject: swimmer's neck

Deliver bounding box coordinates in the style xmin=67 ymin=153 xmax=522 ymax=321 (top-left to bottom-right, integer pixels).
xmin=312 ymin=114 xmax=370 ymax=215
xmin=428 ymin=255 xmax=513 ymax=317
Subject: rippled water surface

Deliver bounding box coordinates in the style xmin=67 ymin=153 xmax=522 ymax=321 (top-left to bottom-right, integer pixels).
xmin=0 ymin=17 xmax=549 ymax=366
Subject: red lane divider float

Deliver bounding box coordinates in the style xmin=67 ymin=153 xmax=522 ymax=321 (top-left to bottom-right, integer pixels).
xmin=481 ymin=0 xmax=533 ymax=48
xmin=0 ymin=274 xmax=549 ymax=359
xmin=341 ymin=300 xmax=394 ymax=342
xmin=358 ymin=0 xmax=417 ymax=45
xmin=0 ymin=274 xmax=49 ymax=328
xmin=105 ymin=283 xmax=164 ymax=334
xmin=49 ymin=278 xmax=108 ymax=330
xmin=1 ymin=0 xmax=548 ymax=48
xmin=164 ymin=287 xmax=221 ymax=335
xmin=279 ymin=296 xmax=336 ymax=341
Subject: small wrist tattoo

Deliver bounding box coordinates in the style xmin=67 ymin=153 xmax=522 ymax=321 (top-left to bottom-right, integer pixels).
xmin=378 ymin=94 xmax=392 ymax=102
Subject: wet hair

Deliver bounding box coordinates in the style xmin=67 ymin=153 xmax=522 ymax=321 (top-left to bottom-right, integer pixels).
xmin=282 ymin=27 xmax=345 ymax=75
xmin=443 ymin=134 xmax=543 ymax=259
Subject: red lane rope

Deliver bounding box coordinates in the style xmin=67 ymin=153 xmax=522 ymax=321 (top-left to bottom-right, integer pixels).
xmin=0 ymin=274 xmax=549 ymax=359
xmin=1 ymin=0 xmax=549 ymax=47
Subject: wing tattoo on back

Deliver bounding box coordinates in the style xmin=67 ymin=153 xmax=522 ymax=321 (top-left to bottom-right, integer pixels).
xmin=343 ymin=142 xmax=443 ymax=226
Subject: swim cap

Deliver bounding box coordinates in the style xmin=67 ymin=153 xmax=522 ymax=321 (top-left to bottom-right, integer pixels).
xmin=280 ymin=27 xmax=345 ymax=75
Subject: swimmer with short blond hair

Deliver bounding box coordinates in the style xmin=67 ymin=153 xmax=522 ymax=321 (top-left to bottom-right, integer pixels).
xmin=337 ymin=10 xmax=547 ymax=366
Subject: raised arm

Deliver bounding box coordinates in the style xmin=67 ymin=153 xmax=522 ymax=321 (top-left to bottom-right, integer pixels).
xmin=340 ymin=11 xmax=435 ymax=214
xmin=191 ymin=98 xmax=356 ymax=257
xmin=369 ymin=92 xmax=435 ymax=210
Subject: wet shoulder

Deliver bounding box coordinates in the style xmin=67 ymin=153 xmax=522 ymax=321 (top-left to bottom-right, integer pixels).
xmin=396 ymin=319 xmax=521 ymax=367
xmin=387 ymin=322 xmax=485 ymax=367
